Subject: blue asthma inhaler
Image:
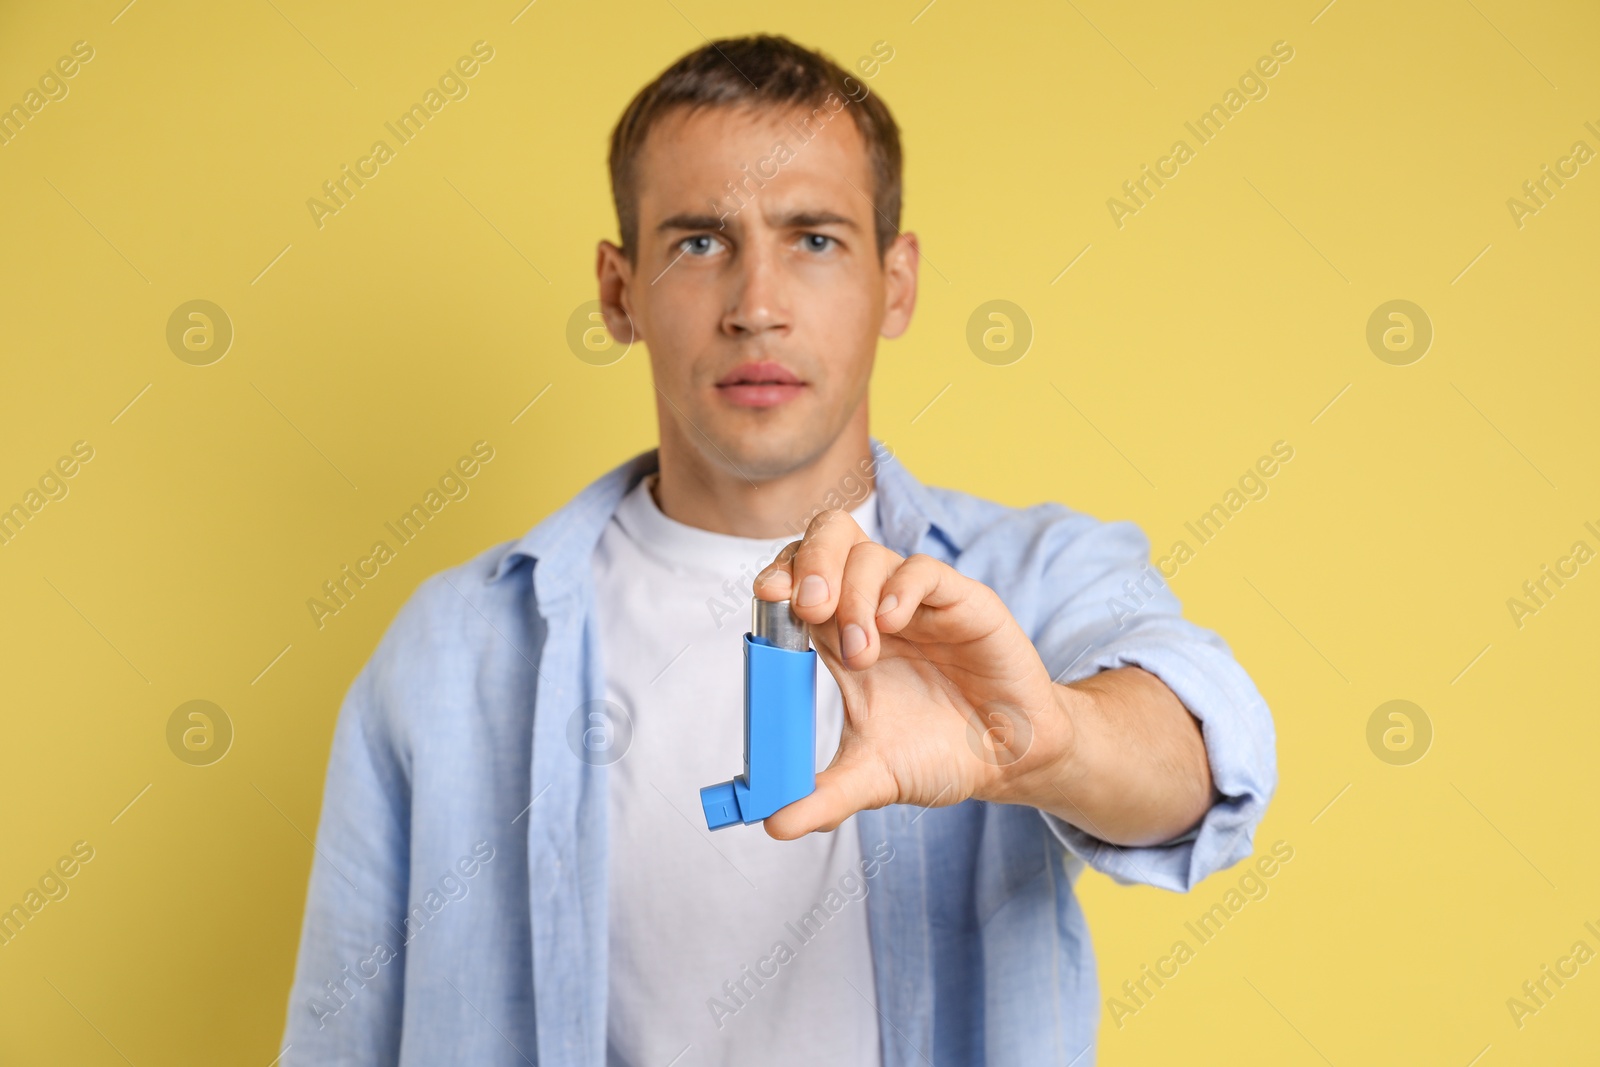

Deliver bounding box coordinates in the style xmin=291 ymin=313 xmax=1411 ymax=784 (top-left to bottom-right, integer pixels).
xmin=699 ymin=597 xmax=817 ymax=830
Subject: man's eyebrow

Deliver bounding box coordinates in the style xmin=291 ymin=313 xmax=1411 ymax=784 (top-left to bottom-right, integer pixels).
xmin=656 ymin=213 xmax=728 ymax=232
xmin=653 ymin=209 xmax=860 ymax=233
xmin=778 ymin=210 xmax=857 ymax=230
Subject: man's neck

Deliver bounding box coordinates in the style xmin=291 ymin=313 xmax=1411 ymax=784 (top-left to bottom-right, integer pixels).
xmin=651 ymin=409 xmax=875 ymax=540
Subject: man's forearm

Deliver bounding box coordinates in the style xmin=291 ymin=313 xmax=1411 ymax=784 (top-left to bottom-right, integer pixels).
xmin=997 ymin=666 xmax=1216 ymax=848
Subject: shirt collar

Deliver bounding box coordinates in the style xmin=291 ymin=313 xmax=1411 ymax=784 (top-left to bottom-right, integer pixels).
xmin=485 ymin=437 xmax=961 ymax=605
xmin=611 ymin=471 xmax=881 ymax=581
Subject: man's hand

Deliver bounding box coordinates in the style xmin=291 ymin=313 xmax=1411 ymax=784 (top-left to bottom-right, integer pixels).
xmin=753 ymin=508 xmax=1215 ymax=845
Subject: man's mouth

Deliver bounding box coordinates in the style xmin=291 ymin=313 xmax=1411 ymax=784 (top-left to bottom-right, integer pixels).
xmin=714 ymin=361 xmax=807 ymax=409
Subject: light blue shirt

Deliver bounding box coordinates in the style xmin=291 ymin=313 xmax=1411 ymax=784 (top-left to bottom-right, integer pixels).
xmin=282 ymin=439 xmax=1277 ymax=1066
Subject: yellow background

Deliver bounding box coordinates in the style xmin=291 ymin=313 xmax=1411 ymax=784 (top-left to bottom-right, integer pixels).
xmin=2 ymin=0 xmax=1596 ymax=1062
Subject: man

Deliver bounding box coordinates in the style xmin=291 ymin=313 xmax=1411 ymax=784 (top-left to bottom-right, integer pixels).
xmin=283 ymin=34 xmax=1276 ymax=1066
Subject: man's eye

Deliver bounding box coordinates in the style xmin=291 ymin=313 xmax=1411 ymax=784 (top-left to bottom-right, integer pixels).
xmin=680 ymin=234 xmax=725 ymax=256
xmin=800 ymin=233 xmax=835 ymax=253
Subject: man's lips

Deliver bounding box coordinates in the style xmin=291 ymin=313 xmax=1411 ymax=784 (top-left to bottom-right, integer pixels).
xmin=715 ymin=361 xmax=807 ymax=409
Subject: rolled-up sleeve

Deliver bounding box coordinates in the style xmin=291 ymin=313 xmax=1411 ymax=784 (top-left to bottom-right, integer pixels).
xmin=1016 ymin=509 xmax=1278 ymax=892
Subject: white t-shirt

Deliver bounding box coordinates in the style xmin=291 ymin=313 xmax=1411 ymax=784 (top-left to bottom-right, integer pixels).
xmin=593 ymin=474 xmax=883 ymax=1067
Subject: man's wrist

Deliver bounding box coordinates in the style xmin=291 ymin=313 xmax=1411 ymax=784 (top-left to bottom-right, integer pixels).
xmin=981 ymin=669 xmax=1217 ymax=847
xmin=979 ymin=680 xmax=1092 ymax=816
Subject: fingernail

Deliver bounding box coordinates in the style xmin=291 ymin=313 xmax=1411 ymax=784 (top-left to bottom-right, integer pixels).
xmin=876 ymin=593 xmax=898 ymax=616
xmin=796 ymin=574 xmax=828 ymax=607
xmin=840 ymin=623 xmax=867 ymax=658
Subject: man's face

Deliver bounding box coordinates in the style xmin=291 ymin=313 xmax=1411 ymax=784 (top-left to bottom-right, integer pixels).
xmin=598 ymin=102 xmax=918 ymax=482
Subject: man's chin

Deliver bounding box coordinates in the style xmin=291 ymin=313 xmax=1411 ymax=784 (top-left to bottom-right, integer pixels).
xmin=696 ymin=415 xmax=832 ymax=484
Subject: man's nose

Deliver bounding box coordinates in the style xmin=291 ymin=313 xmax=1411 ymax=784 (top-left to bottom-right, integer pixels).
xmin=721 ymin=240 xmax=790 ymax=338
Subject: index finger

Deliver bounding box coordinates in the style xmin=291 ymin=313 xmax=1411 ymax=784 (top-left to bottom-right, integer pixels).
xmin=752 ymin=508 xmax=869 ymax=624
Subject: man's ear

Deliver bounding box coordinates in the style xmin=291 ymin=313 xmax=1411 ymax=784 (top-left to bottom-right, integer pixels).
xmin=879 ymin=231 xmax=920 ymax=340
xmin=596 ymin=240 xmax=641 ymax=345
